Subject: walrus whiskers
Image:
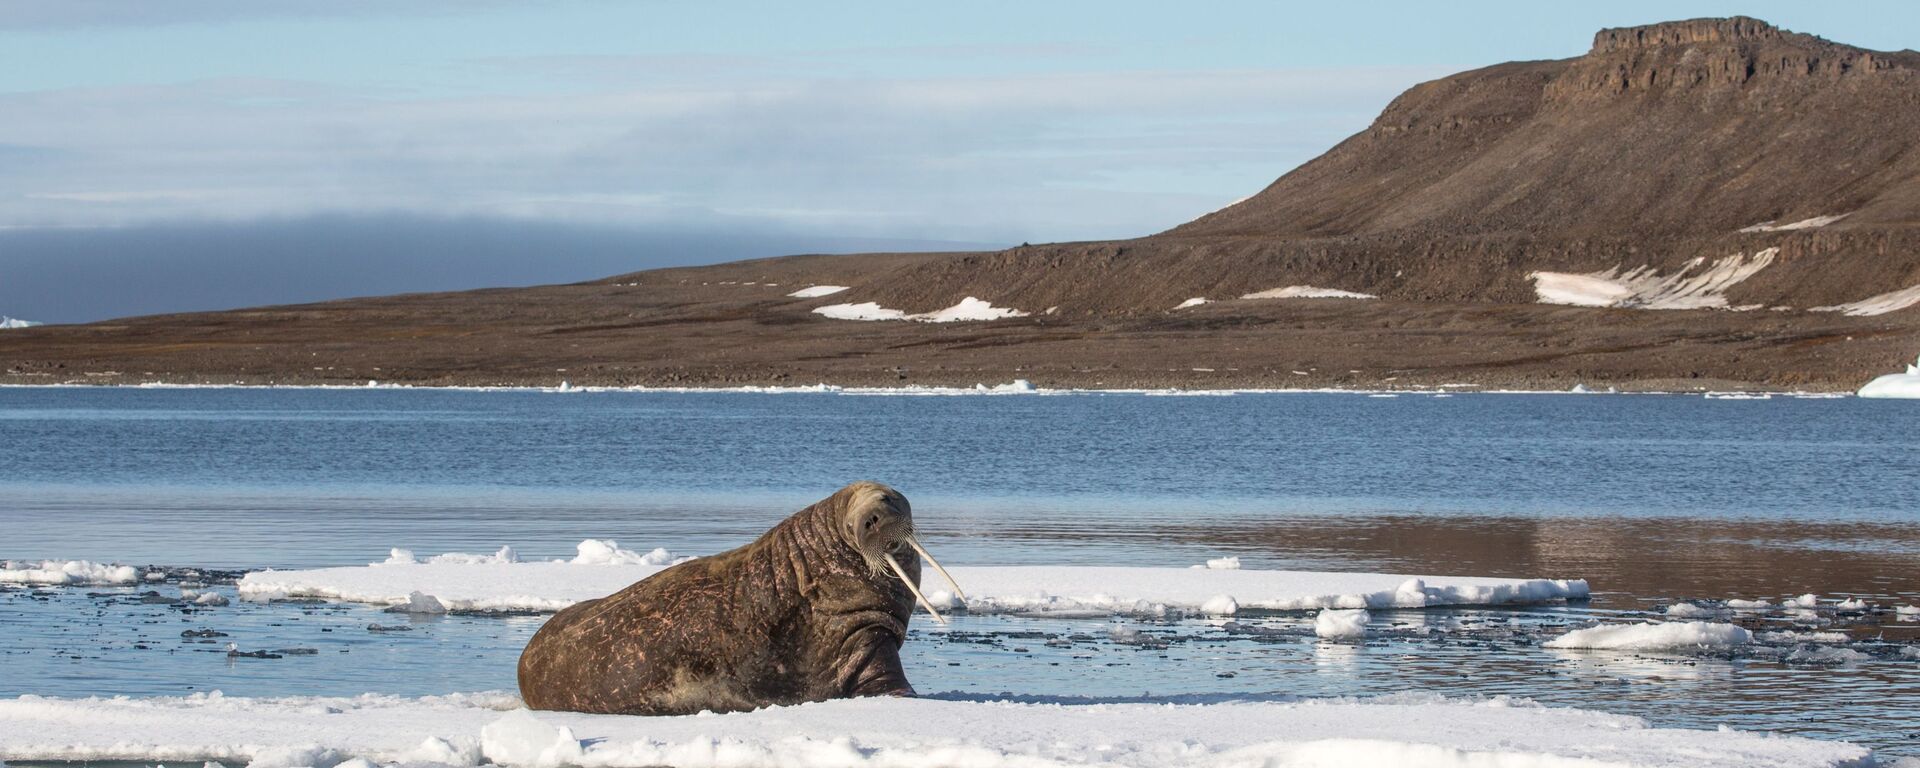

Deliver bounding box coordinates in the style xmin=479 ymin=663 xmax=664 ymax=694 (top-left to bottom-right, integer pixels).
xmin=907 ymin=535 xmax=967 ymax=602
xmin=884 ymin=552 xmax=948 ymax=625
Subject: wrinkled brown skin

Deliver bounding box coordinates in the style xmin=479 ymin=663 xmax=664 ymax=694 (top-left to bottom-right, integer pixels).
xmin=517 ymin=482 xmax=920 ymax=715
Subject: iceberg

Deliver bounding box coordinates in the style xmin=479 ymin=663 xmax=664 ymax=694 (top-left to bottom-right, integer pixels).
xmin=1858 ymin=356 xmax=1920 ymax=399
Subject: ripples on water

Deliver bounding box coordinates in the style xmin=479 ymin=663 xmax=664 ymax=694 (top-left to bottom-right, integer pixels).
xmin=2 ymin=387 xmax=1918 ymax=756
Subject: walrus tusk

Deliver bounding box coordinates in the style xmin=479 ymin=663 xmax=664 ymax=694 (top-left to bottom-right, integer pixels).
xmin=884 ymin=553 xmax=948 ymax=625
xmin=907 ymin=536 xmax=967 ymax=603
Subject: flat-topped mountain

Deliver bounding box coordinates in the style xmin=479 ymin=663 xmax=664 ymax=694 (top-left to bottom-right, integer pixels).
xmin=4 ymin=18 xmax=1917 ymax=391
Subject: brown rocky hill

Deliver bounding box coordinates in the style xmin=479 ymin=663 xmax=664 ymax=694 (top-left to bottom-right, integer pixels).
xmin=839 ymin=17 xmax=1920 ymax=315
xmin=4 ymin=17 xmax=1918 ymax=392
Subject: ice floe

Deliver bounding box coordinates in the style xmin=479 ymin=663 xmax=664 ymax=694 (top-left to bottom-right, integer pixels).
xmin=1314 ymin=608 xmax=1369 ymax=640
xmin=1811 ymin=284 xmax=1920 ymax=316
xmin=0 ymin=316 xmax=42 ymax=329
xmin=0 ymin=690 xmax=1871 ymax=768
xmin=1544 ymin=621 xmax=1754 ymax=650
xmin=1241 ymin=286 xmax=1378 ymax=300
xmin=0 ymin=559 xmax=140 ymax=586
xmin=1528 ymin=249 xmax=1777 ymax=310
xmin=1739 ymin=213 xmax=1850 ymax=233
xmin=237 ymin=549 xmax=1588 ymax=615
xmin=786 ymin=285 xmax=850 ymax=298
xmin=813 ymin=296 xmax=1030 ymax=323
xmin=1858 ymin=356 xmax=1920 ymax=399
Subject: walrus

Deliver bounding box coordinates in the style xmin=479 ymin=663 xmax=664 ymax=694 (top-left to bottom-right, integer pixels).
xmin=516 ymin=481 xmax=964 ymax=715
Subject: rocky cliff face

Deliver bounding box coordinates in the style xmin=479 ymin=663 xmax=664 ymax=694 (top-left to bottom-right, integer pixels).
xmin=839 ymin=18 xmax=1920 ymax=317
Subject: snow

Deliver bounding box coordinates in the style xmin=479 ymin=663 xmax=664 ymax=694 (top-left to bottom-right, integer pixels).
xmin=1739 ymin=213 xmax=1850 ymax=233
xmin=1200 ymin=594 xmax=1239 ymax=616
xmin=1858 ymin=356 xmax=1920 ymax=399
xmin=1545 ymin=621 xmax=1754 ymax=650
xmin=1203 ymin=556 xmax=1242 ymax=570
xmin=1175 ymin=297 xmax=1209 ymax=309
xmin=0 ymin=559 xmax=140 ymax=586
xmin=813 ymin=296 xmax=1030 ymax=323
xmin=1241 ymin=286 xmax=1378 ymax=300
xmin=0 ymin=315 xmax=43 ymax=329
xmin=1811 ymin=284 xmax=1920 ymax=316
xmin=1315 ymin=608 xmax=1369 ymax=640
xmin=786 ymin=285 xmax=850 ymax=298
xmin=1528 ymin=249 xmax=1777 ymax=310
xmin=568 ymin=539 xmax=691 ymax=566
xmin=0 ymin=690 xmax=1871 ymax=768
xmin=811 ymin=301 xmax=910 ymax=321
xmin=1665 ymin=602 xmax=1723 ymax=619
xmin=237 ymin=551 xmax=1588 ymax=615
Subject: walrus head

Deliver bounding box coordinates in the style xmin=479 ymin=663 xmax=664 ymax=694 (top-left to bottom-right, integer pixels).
xmin=835 ymin=481 xmax=966 ymax=625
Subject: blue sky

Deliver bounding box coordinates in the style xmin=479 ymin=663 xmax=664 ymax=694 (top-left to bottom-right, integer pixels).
xmin=0 ymin=2 xmax=1913 ymax=321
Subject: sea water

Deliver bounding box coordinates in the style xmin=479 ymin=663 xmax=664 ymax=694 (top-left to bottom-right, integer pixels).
xmin=2 ymin=387 xmax=1917 ymax=755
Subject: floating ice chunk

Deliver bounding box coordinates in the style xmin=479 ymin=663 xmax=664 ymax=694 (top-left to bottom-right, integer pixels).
xmin=383 ymin=549 xmax=417 ymax=565
xmin=1898 ymin=605 xmax=1920 ymax=618
xmin=1315 ymin=608 xmax=1369 ymax=640
xmin=1665 ymin=602 xmax=1722 ymax=619
xmin=1757 ymin=630 xmax=1848 ymax=645
xmin=1835 ymin=597 xmax=1870 ymax=611
xmin=1783 ymin=594 xmax=1821 ymax=609
xmin=1739 ymin=213 xmax=1849 ymax=233
xmin=1545 ymin=621 xmax=1754 ymax=650
xmin=239 ymin=560 xmax=1588 ymax=615
xmin=569 ymin=540 xmax=690 ymax=566
xmin=1528 ymin=249 xmax=1777 ymax=310
xmin=0 ymin=316 xmax=42 ymax=329
xmin=1859 ymin=356 xmax=1920 ymax=399
xmin=1812 ymin=284 xmax=1920 ymax=317
xmin=193 ymin=592 xmax=231 ymax=607
xmin=389 ymin=591 xmax=448 ymax=615
xmin=1204 ymin=557 xmax=1242 ymax=570
xmin=786 ymin=285 xmax=850 ymax=298
xmin=1726 ymin=599 xmax=1773 ymax=610
xmin=1201 ymin=595 xmax=1239 ymax=616
xmin=1242 ymin=286 xmax=1378 ymax=300
xmin=1175 ymin=297 xmax=1209 ymax=309
xmin=972 ymin=379 xmax=1037 ymax=394
xmin=1786 ymin=646 xmax=1871 ymax=665
xmin=0 ymin=559 xmax=140 ymax=586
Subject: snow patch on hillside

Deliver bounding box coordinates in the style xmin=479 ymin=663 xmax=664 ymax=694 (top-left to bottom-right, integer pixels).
xmin=1812 ymin=284 xmax=1920 ymax=316
xmin=1175 ymin=297 xmax=1210 ymax=309
xmin=1529 ymin=249 xmax=1776 ymax=310
xmin=814 ymin=296 xmax=1029 ymax=323
xmin=1241 ymin=286 xmax=1378 ymax=300
xmin=1739 ymin=213 xmax=1849 ymax=233
xmin=786 ymin=285 xmax=850 ymax=298
xmin=0 ymin=316 xmax=43 ymax=329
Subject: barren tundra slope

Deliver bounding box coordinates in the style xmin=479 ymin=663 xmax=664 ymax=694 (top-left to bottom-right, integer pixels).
xmin=5 ymin=17 xmax=1919 ymax=391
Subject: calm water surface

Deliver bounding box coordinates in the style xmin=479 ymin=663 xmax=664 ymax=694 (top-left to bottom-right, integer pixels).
xmin=2 ymin=387 xmax=1918 ymax=756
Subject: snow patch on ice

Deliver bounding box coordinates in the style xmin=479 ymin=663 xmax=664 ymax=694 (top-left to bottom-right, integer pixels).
xmin=1545 ymin=621 xmax=1754 ymax=650
xmin=1241 ymin=286 xmax=1378 ymax=300
xmin=0 ymin=690 xmax=1872 ymax=768
xmin=1200 ymin=594 xmax=1239 ymax=616
xmin=813 ymin=296 xmax=1030 ymax=323
xmin=1528 ymin=249 xmax=1777 ymax=310
xmin=0 ymin=559 xmax=140 ymax=586
xmin=1204 ymin=556 xmax=1242 ymax=570
xmin=1811 ymin=283 xmax=1920 ymax=316
xmin=786 ymin=285 xmax=850 ymax=298
xmin=1859 ymin=356 xmax=1920 ymax=399
xmin=1739 ymin=213 xmax=1849 ymax=233
xmin=1315 ymin=608 xmax=1369 ymax=640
